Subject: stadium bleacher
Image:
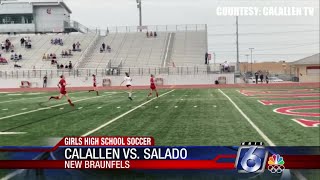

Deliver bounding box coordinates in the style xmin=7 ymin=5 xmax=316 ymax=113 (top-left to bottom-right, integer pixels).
xmin=0 ymin=28 xmax=207 ymax=71
xmin=171 ymin=31 xmax=207 ymax=67
xmin=0 ymin=33 xmax=96 ymax=70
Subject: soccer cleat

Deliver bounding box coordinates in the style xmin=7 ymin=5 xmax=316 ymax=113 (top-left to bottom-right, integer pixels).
xmin=128 ymin=97 xmax=133 ymax=101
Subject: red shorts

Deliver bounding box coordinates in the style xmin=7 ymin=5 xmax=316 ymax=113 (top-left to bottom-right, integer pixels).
xmin=150 ymin=84 xmax=156 ymax=90
xmin=60 ymin=90 xmax=67 ymax=95
xmin=93 ymin=83 xmax=97 ymax=87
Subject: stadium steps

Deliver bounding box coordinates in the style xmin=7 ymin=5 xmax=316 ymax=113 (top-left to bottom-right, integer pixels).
xmin=170 ymin=31 xmax=207 ymax=66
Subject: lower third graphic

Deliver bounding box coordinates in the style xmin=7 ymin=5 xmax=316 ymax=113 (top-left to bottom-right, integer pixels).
xmin=267 ymin=154 xmax=285 ymax=174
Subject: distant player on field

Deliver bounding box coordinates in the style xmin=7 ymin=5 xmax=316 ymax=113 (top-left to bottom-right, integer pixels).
xmin=148 ymin=74 xmax=158 ymax=98
xmin=88 ymin=74 xmax=99 ymax=96
xmin=120 ymin=72 xmax=133 ymax=100
xmin=49 ymin=75 xmax=74 ymax=107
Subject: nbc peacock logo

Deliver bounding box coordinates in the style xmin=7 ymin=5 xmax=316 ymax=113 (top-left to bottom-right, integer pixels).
xmin=267 ymin=154 xmax=285 ymax=174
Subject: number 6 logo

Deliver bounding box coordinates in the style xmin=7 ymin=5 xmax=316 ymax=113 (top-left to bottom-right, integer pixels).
xmin=240 ymin=146 xmax=262 ymax=173
xmin=235 ymin=145 xmax=267 ymax=173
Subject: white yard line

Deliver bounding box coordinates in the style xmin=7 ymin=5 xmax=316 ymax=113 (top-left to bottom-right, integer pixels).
xmin=218 ymin=89 xmax=276 ymax=146
xmin=0 ymin=95 xmax=106 ymax=121
xmin=0 ymin=91 xmax=86 ymax=104
xmin=82 ymin=90 xmax=175 ymax=137
xmin=0 ymin=132 xmax=27 ymax=135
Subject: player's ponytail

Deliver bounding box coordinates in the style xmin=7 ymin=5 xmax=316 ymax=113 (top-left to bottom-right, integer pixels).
xmin=125 ymin=72 xmax=129 ymax=77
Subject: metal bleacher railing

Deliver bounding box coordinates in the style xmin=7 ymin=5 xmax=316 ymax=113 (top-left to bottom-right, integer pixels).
xmin=0 ymin=65 xmax=222 ymax=79
xmin=101 ymin=24 xmax=207 ymax=34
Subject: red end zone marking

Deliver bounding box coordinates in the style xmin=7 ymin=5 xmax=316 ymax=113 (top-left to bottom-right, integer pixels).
xmin=259 ymin=99 xmax=320 ymax=106
xmin=274 ymin=105 xmax=320 ymax=117
xmin=292 ymin=119 xmax=320 ymax=127
xmin=240 ymin=89 xmax=314 ymax=94
xmin=258 ymin=93 xmax=320 ymax=99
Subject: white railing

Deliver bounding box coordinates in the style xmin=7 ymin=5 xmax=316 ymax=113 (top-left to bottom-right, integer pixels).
xmin=100 ymin=24 xmax=207 ymax=34
xmin=0 ymin=65 xmax=226 ymax=79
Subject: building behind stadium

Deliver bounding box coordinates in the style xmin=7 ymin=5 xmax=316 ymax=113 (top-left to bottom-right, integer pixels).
xmin=0 ymin=0 xmax=85 ymax=34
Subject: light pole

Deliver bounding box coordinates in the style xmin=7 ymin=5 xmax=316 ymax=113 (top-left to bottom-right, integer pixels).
xmin=136 ymin=0 xmax=142 ymax=32
xmin=249 ymin=48 xmax=254 ymax=72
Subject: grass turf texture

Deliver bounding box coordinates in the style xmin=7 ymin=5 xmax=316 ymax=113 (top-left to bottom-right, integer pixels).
xmin=0 ymin=87 xmax=319 ymax=146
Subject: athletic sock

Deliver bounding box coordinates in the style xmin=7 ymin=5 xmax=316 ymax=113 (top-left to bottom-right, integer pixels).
xmin=156 ymin=93 xmax=159 ymax=97
xmin=50 ymin=96 xmax=59 ymax=100
xmin=68 ymin=99 xmax=74 ymax=106
xmin=96 ymin=91 xmax=99 ymax=96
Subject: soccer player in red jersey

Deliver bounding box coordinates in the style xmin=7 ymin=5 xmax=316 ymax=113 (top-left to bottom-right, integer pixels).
xmin=49 ymin=75 xmax=74 ymax=107
xmin=148 ymin=74 xmax=159 ymax=98
xmin=88 ymin=74 xmax=99 ymax=96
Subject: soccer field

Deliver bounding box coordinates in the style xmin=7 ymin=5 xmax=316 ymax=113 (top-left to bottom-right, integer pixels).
xmin=0 ymin=86 xmax=319 ymax=147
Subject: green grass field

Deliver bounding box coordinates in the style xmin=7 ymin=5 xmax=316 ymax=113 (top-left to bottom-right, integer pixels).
xmin=0 ymin=86 xmax=319 ymax=146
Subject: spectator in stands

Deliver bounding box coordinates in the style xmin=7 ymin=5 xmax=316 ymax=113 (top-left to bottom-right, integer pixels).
xmin=100 ymin=47 xmax=104 ymax=53
xmin=107 ymin=28 xmax=109 ymax=35
xmin=43 ymin=75 xmax=47 ymax=88
xmin=57 ymin=63 xmax=60 ymax=69
xmin=154 ymin=32 xmax=157 ymax=37
xmin=52 ymin=53 xmax=57 ymax=59
xmin=68 ymin=49 xmax=72 ymax=55
xmin=146 ymin=31 xmax=149 ymax=38
xmin=65 ymin=65 xmax=69 ymax=69
xmin=10 ymin=54 xmax=14 ymax=60
xmin=43 ymin=53 xmax=47 ymax=60
xmin=150 ymin=31 xmax=153 ymax=37
xmin=205 ymin=52 xmax=208 ymax=64
xmin=69 ymin=61 xmax=73 ymax=69
xmin=1 ymin=42 xmax=5 ymax=50
xmin=72 ymin=43 xmax=76 ymax=51
xmin=14 ymin=53 xmax=18 ymax=61
xmin=107 ymin=45 xmax=111 ymax=53
xmin=76 ymin=42 xmax=81 ymax=50
xmin=14 ymin=63 xmax=21 ymax=68
xmin=61 ymin=50 xmax=65 ymax=58
xmin=20 ymin=38 xmax=25 ymax=46
xmin=60 ymin=64 xmax=64 ymax=69
xmin=102 ymin=43 xmax=106 ymax=51
xmin=19 ymin=54 xmax=22 ymax=60
xmin=223 ymin=61 xmax=230 ymax=72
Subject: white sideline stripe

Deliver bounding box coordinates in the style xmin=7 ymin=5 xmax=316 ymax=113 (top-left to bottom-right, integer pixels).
xmin=218 ymin=89 xmax=276 ymax=146
xmin=82 ymin=90 xmax=175 ymax=137
xmin=0 ymin=95 xmax=106 ymax=121
xmin=0 ymin=132 xmax=27 ymax=135
xmin=0 ymin=91 xmax=86 ymax=104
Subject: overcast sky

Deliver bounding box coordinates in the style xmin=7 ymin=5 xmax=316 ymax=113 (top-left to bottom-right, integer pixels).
xmin=64 ymin=0 xmax=319 ymax=63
